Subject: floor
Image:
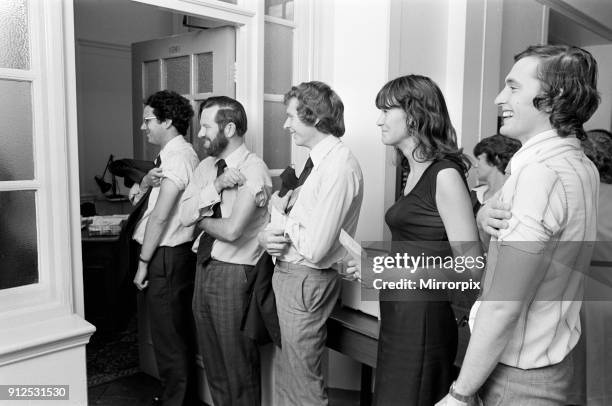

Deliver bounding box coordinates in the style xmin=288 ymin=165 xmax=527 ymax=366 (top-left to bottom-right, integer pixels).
xmin=88 ymin=372 xmax=362 ymax=406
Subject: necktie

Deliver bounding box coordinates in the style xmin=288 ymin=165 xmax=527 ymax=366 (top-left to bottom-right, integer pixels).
xmin=122 ymin=155 xmax=162 ymax=236
xmin=197 ymin=159 xmax=227 ymax=265
xmin=297 ymin=157 xmax=314 ymax=187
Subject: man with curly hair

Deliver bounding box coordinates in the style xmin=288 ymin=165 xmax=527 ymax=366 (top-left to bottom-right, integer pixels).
xmin=131 ymin=90 xmax=200 ymax=405
xmin=438 ymin=45 xmax=600 ymax=405
xmin=258 ymin=81 xmax=363 ymax=405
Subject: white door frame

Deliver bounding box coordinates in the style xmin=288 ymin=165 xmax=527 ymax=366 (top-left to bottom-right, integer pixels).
xmin=128 ymin=0 xmax=265 ymax=158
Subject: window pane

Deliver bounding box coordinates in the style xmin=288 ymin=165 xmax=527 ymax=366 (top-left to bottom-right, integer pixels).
xmin=264 ymin=22 xmax=293 ymax=94
xmin=265 ymin=0 xmax=294 ymax=20
xmin=263 ymin=101 xmax=291 ymax=169
xmin=0 ymin=0 xmax=29 ymax=70
xmin=165 ymin=56 xmax=190 ymax=95
xmin=144 ymin=60 xmax=160 ymax=97
xmin=0 ymin=79 xmax=33 ymax=181
xmin=0 ymin=191 xmax=38 ymax=290
xmin=196 ymin=52 xmax=213 ymax=93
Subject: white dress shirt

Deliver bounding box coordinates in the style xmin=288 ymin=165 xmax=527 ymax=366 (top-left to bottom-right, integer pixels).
xmin=133 ymin=135 xmax=199 ymax=247
xmin=277 ymin=136 xmax=364 ymax=269
xmin=179 ymin=144 xmax=272 ymax=266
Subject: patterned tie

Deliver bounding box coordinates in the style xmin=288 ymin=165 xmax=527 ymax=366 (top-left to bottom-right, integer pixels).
xmin=196 ymin=159 xmax=227 ymax=265
xmin=297 ymin=157 xmax=314 ymax=187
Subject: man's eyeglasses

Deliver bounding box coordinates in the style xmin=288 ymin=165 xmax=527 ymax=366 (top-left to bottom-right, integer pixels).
xmin=142 ymin=116 xmax=157 ymax=126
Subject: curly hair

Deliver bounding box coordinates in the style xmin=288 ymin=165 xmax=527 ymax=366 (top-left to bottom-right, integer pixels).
xmin=284 ymin=81 xmax=345 ymax=137
xmin=582 ymin=129 xmax=612 ymax=184
xmin=515 ymin=45 xmax=600 ymax=141
xmin=375 ymin=74 xmax=471 ymax=173
xmin=473 ymin=134 xmax=522 ymax=174
xmin=144 ymin=90 xmax=194 ymax=136
xmin=199 ymin=96 xmax=248 ymax=137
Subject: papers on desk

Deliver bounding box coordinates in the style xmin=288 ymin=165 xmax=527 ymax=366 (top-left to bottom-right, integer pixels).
xmin=88 ymin=215 xmax=129 ymax=236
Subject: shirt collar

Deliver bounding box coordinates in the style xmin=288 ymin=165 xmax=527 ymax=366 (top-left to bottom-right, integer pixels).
xmin=160 ymin=135 xmax=186 ymax=160
xmin=309 ymin=135 xmax=340 ymax=167
xmin=507 ymin=129 xmax=581 ymax=175
xmin=218 ymin=143 xmax=250 ymax=168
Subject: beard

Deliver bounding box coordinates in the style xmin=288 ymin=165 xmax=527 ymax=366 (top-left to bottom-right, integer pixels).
xmin=202 ymin=132 xmax=229 ymax=157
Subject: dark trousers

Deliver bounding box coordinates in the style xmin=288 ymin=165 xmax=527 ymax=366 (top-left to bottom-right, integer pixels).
xmin=192 ymin=260 xmax=261 ymax=406
xmin=143 ymin=243 xmax=198 ymax=406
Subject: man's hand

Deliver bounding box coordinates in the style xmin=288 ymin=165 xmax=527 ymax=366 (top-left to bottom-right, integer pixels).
xmin=214 ymin=168 xmax=246 ymax=193
xmin=133 ymin=261 xmax=149 ymax=290
xmin=257 ymin=228 xmax=290 ymax=257
xmin=269 ymin=190 xmax=292 ymax=214
xmin=141 ymin=167 xmax=164 ymax=189
xmin=477 ymin=200 xmax=511 ymax=238
xmin=343 ymin=258 xmax=361 ymax=281
xmin=435 ymin=394 xmax=468 ymax=406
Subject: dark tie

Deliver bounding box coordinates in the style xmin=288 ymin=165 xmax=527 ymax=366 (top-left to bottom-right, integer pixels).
xmin=197 ymin=159 xmax=227 ymax=265
xmin=122 ymin=155 xmax=162 ymax=237
xmin=297 ymin=157 xmax=314 ymax=187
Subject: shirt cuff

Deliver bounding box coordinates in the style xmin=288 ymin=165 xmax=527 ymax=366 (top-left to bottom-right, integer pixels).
xmin=199 ymin=183 xmax=221 ymax=211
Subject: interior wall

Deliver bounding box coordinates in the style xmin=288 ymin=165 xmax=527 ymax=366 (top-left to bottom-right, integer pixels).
xmin=74 ymin=0 xmax=176 ymax=197
xmin=500 ymin=0 xmax=548 ymax=89
xmin=584 ymin=44 xmax=612 ymax=131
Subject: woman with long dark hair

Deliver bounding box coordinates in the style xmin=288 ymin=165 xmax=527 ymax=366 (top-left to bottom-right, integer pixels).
xmin=370 ymin=75 xmax=481 ymax=405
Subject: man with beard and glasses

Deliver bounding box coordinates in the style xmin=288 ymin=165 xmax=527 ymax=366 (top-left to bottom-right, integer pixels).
xmin=178 ymin=96 xmax=272 ymax=406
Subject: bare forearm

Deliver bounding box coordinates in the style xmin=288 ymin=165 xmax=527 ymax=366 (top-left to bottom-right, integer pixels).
xmin=199 ymin=217 xmax=240 ymax=242
xmin=454 ymin=301 xmax=521 ymax=395
xmin=140 ymin=214 xmax=169 ymax=260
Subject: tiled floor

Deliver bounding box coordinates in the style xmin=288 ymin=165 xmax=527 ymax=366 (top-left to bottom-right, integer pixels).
xmin=88 ymin=372 xmax=362 ymax=406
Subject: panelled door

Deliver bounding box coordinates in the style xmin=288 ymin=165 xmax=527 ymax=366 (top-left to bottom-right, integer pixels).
xmin=132 ymin=26 xmax=236 ymax=161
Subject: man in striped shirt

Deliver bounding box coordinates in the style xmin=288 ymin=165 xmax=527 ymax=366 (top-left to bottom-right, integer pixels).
xmin=438 ymin=45 xmax=600 ymax=405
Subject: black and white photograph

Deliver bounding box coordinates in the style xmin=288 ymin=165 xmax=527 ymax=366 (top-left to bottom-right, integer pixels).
xmin=1 ymin=0 xmax=612 ymax=405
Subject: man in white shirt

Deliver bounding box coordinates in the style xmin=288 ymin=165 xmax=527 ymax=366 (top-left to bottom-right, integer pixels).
xmin=179 ymin=96 xmax=271 ymax=406
xmin=437 ymin=45 xmax=600 ymax=405
xmin=259 ymin=81 xmax=364 ymax=405
xmin=131 ymin=90 xmax=200 ymax=406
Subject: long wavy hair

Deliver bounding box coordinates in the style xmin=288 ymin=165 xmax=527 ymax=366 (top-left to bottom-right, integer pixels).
xmin=375 ymin=75 xmax=470 ymax=173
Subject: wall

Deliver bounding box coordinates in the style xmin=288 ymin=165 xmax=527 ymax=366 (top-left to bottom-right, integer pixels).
xmin=74 ymin=0 xmax=176 ymax=197
xmin=584 ymin=44 xmax=612 ymax=131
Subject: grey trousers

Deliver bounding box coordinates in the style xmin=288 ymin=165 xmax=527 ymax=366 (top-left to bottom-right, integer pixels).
xmin=192 ymin=260 xmax=261 ymax=406
xmin=272 ymin=261 xmax=341 ymax=406
xmin=480 ymin=351 xmax=574 ymax=406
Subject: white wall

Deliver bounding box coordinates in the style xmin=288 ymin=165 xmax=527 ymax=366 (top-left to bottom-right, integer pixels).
xmin=74 ymin=0 xmax=176 ymax=197
xmin=585 ymin=44 xmax=612 ymax=131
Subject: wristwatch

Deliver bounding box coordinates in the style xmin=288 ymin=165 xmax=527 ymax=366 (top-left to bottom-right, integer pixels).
xmin=449 ymin=381 xmax=473 ymax=403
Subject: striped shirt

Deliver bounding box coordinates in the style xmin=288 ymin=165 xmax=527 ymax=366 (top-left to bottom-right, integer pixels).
xmin=474 ymin=130 xmax=599 ymax=369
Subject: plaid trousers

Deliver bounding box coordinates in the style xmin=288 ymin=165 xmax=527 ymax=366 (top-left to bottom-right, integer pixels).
xmin=192 ymin=260 xmax=261 ymax=406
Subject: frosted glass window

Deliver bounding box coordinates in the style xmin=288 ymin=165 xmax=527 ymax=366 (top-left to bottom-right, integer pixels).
xmin=263 ymin=101 xmax=291 ymax=169
xmin=0 ymin=191 xmax=38 ymax=290
xmin=0 ymin=79 xmax=33 ymax=181
xmin=165 ymin=56 xmax=190 ymax=95
xmin=264 ymin=22 xmax=293 ymax=94
xmin=144 ymin=60 xmax=160 ymax=97
xmin=0 ymin=0 xmax=30 ymax=70
xmin=265 ymin=0 xmax=294 ymax=20
xmin=197 ymin=52 xmax=213 ymax=93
